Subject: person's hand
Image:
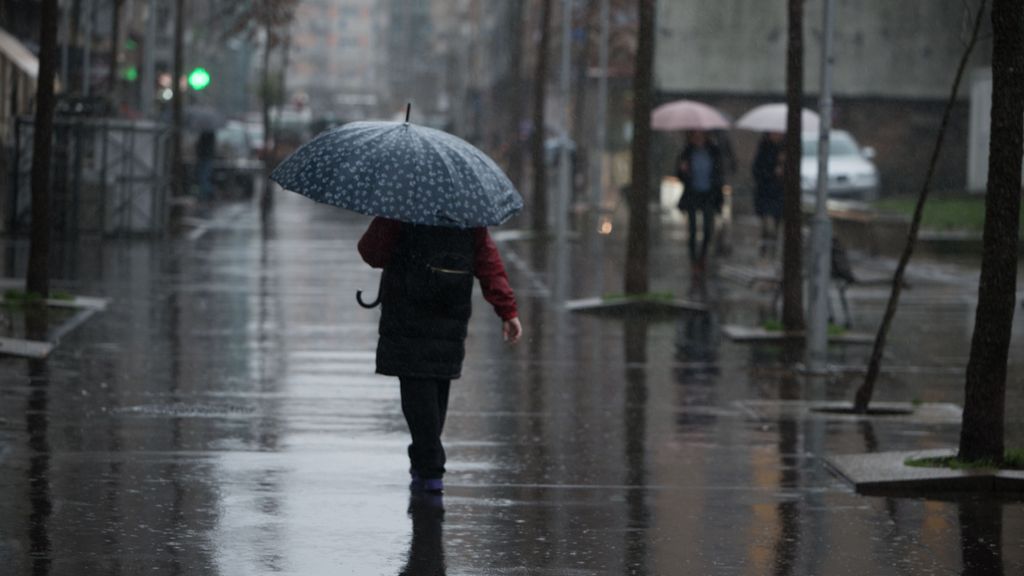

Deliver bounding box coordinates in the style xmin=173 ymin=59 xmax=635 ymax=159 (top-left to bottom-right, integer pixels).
xmin=503 ymin=317 xmax=522 ymax=344
xmin=679 ymin=160 xmax=690 ymax=174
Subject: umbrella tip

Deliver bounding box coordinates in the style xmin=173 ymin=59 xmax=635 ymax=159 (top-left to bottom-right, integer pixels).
xmin=405 ymin=103 xmax=411 ymax=124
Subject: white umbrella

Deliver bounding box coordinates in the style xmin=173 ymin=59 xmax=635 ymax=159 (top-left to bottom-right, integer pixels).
xmin=735 ymin=103 xmax=819 ymax=133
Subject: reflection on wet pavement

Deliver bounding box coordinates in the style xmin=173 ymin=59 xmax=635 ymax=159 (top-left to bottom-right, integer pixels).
xmin=0 ymin=190 xmax=1022 ymax=575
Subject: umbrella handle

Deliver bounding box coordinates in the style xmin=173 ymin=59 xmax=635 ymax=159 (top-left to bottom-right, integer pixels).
xmin=356 ymin=274 xmax=383 ymax=309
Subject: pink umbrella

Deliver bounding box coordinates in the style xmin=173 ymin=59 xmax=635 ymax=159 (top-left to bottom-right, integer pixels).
xmin=735 ymin=103 xmax=820 ymax=133
xmin=651 ymin=99 xmax=731 ymax=131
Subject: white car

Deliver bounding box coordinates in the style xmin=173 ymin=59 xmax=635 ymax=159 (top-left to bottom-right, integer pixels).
xmin=801 ymin=130 xmax=879 ymax=202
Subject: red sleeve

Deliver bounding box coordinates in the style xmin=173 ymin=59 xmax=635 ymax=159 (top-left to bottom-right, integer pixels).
xmin=357 ymin=217 xmax=401 ymax=268
xmin=473 ymin=228 xmax=518 ymax=321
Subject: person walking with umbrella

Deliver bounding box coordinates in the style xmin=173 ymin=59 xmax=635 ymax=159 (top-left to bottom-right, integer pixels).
xmin=357 ymin=217 xmax=521 ymax=493
xmin=676 ymin=130 xmax=726 ymax=277
xmin=752 ymin=132 xmax=785 ymax=257
xmin=271 ymin=106 xmax=524 ymax=494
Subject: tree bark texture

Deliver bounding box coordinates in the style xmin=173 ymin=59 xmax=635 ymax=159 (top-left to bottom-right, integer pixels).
xmin=855 ymin=0 xmax=987 ymax=413
xmin=781 ymin=0 xmax=805 ymax=332
xmin=959 ymin=0 xmax=1022 ymax=463
xmin=531 ymin=0 xmax=552 ymax=230
xmin=108 ymin=0 xmax=123 ymax=93
xmin=506 ymin=0 xmax=526 ymax=190
xmin=624 ymin=0 xmax=654 ymax=295
xmin=27 ymin=0 xmax=59 ymax=297
xmin=171 ymin=0 xmax=186 ymax=198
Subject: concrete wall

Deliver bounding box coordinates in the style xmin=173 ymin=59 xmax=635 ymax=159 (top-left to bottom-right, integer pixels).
xmin=655 ymin=1 xmax=992 ymax=99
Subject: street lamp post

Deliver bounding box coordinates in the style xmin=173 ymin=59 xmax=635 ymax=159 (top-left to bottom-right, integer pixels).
xmin=806 ymin=0 xmax=835 ymax=371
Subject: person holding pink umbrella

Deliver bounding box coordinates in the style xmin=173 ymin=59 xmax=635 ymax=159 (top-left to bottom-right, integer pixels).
xmin=675 ymin=130 xmax=726 ymax=277
xmin=651 ymin=100 xmax=731 ymax=279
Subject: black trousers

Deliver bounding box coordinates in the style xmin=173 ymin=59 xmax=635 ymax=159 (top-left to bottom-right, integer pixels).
xmin=686 ymin=204 xmax=716 ymax=262
xmin=400 ymin=377 xmax=452 ymax=480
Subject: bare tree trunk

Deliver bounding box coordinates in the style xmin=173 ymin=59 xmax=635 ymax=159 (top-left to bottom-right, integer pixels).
xmin=572 ymin=0 xmax=599 ymax=204
xmin=27 ymin=0 xmax=60 ymax=298
xmin=108 ymin=0 xmax=124 ymax=93
xmin=274 ymin=25 xmax=292 ymax=161
xmin=855 ymin=1 xmax=986 ymax=413
xmin=262 ymin=17 xmax=273 ymax=176
xmin=171 ymin=0 xmax=186 ymax=198
xmin=531 ymin=0 xmax=552 ymax=230
xmin=624 ymin=0 xmax=654 ymax=295
xmin=959 ymin=0 xmax=1022 ymax=463
xmin=70 ymin=0 xmax=82 ymax=90
xmin=507 ymin=0 xmax=526 ymax=189
xmin=781 ymin=0 xmax=805 ymax=332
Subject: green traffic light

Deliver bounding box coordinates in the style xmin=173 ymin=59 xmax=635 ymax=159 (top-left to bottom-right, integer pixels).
xmin=188 ymin=67 xmax=211 ymax=91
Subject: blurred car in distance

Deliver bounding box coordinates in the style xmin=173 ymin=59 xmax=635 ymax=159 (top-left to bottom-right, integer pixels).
xmin=215 ymin=120 xmax=264 ymax=198
xmin=801 ymin=129 xmax=879 ymax=203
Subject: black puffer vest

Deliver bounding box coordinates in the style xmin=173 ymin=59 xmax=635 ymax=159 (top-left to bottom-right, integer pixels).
xmin=376 ymin=224 xmax=476 ymax=379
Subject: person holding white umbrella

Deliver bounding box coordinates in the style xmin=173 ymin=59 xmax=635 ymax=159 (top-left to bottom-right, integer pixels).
xmin=751 ymin=132 xmax=785 ymax=257
xmin=736 ymin=103 xmax=819 ymax=258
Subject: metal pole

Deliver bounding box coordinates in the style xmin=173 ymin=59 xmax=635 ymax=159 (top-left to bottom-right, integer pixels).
xmin=806 ymin=0 xmax=835 ymax=371
xmin=590 ymin=0 xmax=608 ymax=214
xmin=141 ymin=0 xmax=156 ymax=116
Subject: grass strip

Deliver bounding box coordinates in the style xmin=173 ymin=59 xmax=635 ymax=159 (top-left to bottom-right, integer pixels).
xmin=876 ymin=195 xmax=1024 ymax=237
xmin=905 ymin=448 xmax=1024 ymax=471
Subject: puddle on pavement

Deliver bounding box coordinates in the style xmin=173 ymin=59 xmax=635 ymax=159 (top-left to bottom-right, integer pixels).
xmin=0 ymin=196 xmax=1021 ymax=575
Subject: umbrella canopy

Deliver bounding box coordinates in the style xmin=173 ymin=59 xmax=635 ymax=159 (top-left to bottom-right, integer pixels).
xmin=184 ymin=105 xmax=227 ymax=132
xmin=735 ymin=103 xmax=820 ymax=133
xmin=270 ymin=120 xmax=523 ymax=228
xmin=651 ymin=99 xmax=730 ymax=131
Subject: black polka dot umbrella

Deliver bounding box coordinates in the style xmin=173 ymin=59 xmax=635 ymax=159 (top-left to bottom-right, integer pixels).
xmin=270 ymin=108 xmax=523 ymax=228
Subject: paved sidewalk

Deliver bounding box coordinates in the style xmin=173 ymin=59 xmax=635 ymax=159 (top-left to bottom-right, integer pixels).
xmin=0 ymin=190 xmax=1021 ymax=575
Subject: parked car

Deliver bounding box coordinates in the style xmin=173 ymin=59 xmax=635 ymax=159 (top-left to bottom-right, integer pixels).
xmin=800 ymin=130 xmax=879 ymax=202
xmin=214 ymin=120 xmax=264 ymax=198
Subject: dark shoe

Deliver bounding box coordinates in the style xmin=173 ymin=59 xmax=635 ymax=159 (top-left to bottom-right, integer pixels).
xmin=421 ymin=478 xmax=444 ymax=494
xmin=410 ymin=471 xmax=444 ymax=494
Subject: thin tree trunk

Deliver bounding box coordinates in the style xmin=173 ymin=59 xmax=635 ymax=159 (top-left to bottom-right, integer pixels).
xmin=959 ymin=0 xmax=1022 ymax=462
xmin=70 ymin=0 xmax=82 ymax=90
xmin=855 ymin=1 xmax=987 ymax=413
xmin=261 ymin=18 xmax=272 ymax=176
xmin=274 ymin=25 xmax=292 ymax=162
xmin=507 ymin=0 xmax=526 ymax=189
xmin=781 ymin=0 xmax=805 ymax=332
xmin=531 ymin=0 xmax=552 ymax=230
xmin=27 ymin=0 xmax=60 ymax=298
xmin=624 ymin=0 xmax=654 ymax=295
xmin=108 ymin=0 xmax=123 ymax=93
xmin=572 ymin=0 xmax=599 ymax=204
xmin=171 ymin=0 xmax=185 ymax=198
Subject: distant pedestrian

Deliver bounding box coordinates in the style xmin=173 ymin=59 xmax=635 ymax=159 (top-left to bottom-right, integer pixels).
xmin=676 ymin=130 xmax=726 ymax=276
xmin=195 ymin=129 xmax=216 ymax=202
xmin=358 ymin=217 xmax=522 ymax=494
xmin=751 ymin=132 xmax=785 ymax=257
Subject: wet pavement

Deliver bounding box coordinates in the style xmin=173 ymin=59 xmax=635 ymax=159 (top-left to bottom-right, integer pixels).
xmin=1 ymin=189 xmax=1023 ymax=575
